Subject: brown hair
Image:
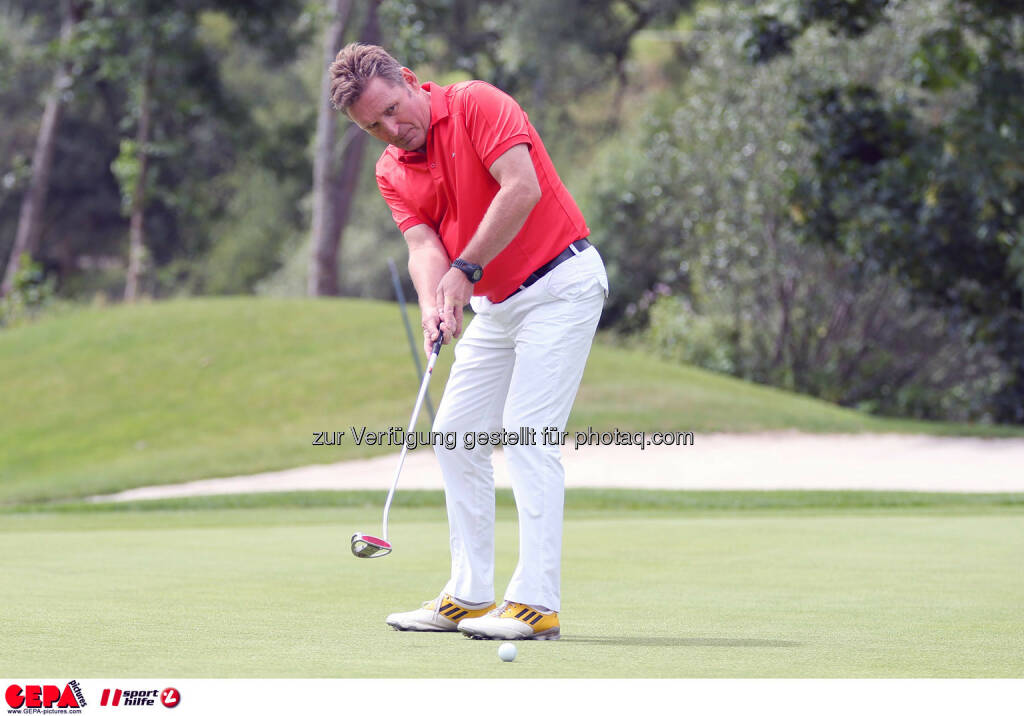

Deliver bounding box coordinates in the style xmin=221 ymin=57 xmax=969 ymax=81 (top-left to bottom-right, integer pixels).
xmin=329 ymin=43 xmax=405 ymax=112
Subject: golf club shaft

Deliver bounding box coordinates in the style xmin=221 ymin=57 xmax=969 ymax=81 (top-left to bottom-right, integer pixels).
xmin=381 ymin=334 xmax=443 ymax=541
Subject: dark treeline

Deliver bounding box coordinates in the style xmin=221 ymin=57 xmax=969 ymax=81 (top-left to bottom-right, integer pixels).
xmin=1 ymin=0 xmax=1021 ymax=423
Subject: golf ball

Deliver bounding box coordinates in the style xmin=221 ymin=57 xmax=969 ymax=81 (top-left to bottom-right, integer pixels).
xmin=498 ymin=642 xmax=517 ymax=662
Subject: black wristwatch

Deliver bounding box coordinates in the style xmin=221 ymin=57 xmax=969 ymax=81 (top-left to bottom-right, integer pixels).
xmin=452 ymin=257 xmax=483 ymax=283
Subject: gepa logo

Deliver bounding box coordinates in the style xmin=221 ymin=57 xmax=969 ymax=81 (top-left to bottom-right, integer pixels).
xmin=5 ymin=681 xmax=86 ymax=710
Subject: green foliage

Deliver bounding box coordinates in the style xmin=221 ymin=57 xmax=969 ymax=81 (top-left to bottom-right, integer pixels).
xmin=582 ymin=1 xmax=1010 ymax=421
xmin=381 ymin=0 xmax=695 ymax=135
xmin=3 ymin=0 xmax=1022 ymax=426
xmin=584 ymin=5 xmax=812 ymax=328
xmin=195 ymin=166 xmax=304 ymax=295
xmin=647 ymin=297 xmax=738 ymax=374
xmin=0 ymin=4 xmax=62 ymax=262
xmin=256 ymin=136 xmax=407 ymax=300
xmin=742 ymin=13 xmax=802 ymax=63
xmin=911 ymin=27 xmax=980 ymax=90
xmin=110 ymin=138 xmax=143 ymax=214
xmin=789 ymin=2 xmax=1024 ymax=421
xmin=743 ymin=0 xmax=891 ymax=62
xmin=798 ymin=0 xmax=890 ymax=37
xmin=0 ymin=1 xmax=312 ymax=299
xmin=0 ymin=255 xmax=56 ymax=328
xmin=645 ymin=284 xmax=1008 ymax=422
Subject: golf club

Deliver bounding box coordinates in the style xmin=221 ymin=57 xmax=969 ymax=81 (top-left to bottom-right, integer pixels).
xmin=351 ymin=330 xmax=445 ymax=559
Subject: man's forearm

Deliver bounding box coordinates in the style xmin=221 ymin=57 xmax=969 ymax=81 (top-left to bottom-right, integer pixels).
xmin=458 ymin=179 xmax=540 ymax=268
xmin=408 ymin=241 xmax=449 ymax=313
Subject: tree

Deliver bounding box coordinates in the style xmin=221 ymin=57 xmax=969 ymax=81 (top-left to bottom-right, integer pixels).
xmin=121 ymin=46 xmax=154 ymax=301
xmin=70 ymin=0 xmax=308 ymax=299
xmin=383 ymin=0 xmax=693 ymax=132
xmin=581 ymin=1 xmax=1007 ymax=420
xmin=308 ymin=0 xmax=380 ymax=297
xmin=2 ymin=1 xmax=317 ymax=299
xmin=776 ymin=0 xmax=1024 ymax=421
xmin=1 ymin=0 xmax=84 ymax=297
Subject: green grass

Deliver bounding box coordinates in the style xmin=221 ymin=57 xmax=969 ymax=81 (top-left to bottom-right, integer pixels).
xmin=1 ymin=501 xmax=1021 ymax=677
xmin=4 ymin=489 xmax=1024 ymax=516
xmin=4 ymin=298 xmax=1019 ymax=678
xmin=1 ymin=297 xmax=1020 ymax=505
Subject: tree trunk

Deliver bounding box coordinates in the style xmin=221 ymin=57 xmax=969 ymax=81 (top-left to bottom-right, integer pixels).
xmin=124 ymin=52 xmax=155 ymax=302
xmin=308 ymin=0 xmax=380 ymax=296
xmin=308 ymin=0 xmax=356 ymax=297
xmin=1 ymin=0 xmax=80 ymax=296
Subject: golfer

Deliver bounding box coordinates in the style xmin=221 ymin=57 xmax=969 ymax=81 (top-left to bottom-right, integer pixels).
xmin=329 ymin=43 xmax=607 ymax=640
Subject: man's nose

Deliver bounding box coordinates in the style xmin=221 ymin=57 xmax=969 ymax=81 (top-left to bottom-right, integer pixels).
xmin=382 ymin=118 xmax=400 ymax=136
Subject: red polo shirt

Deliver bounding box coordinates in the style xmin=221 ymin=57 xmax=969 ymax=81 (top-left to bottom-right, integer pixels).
xmin=376 ymin=81 xmax=589 ymax=302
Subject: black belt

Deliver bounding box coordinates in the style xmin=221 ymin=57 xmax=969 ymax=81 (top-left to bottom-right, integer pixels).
xmin=502 ymin=238 xmax=592 ymax=302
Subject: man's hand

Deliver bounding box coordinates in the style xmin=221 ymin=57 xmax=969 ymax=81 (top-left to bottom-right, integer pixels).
xmin=421 ymin=306 xmax=443 ymax=357
xmin=403 ymin=224 xmax=453 ymax=356
xmin=435 ymin=266 xmax=473 ymax=342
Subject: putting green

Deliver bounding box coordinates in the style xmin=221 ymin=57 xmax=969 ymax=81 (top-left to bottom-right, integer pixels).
xmin=1 ymin=504 xmax=1022 ymax=677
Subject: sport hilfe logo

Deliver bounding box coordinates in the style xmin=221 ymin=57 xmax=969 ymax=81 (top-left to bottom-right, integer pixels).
xmin=100 ymin=687 xmax=180 ymax=708
xmin=159 ymin=689 xmax=180 ymax=709
xmin=5 ymin=681 xmax=86 ymax=710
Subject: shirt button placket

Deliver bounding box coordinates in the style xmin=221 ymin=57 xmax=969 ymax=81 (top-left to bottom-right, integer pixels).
xmin=428 ymin=155 xmax=442 ymax=186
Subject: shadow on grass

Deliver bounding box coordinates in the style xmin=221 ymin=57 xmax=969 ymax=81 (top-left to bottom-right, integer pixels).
xmin=564 ymin=636 xmax=800 ymax=648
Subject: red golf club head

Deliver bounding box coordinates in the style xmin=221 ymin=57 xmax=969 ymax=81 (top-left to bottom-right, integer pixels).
xmin=350 ymin=332 xmax=443 ymax=563
xmin=351 ymin=532 xmax=392 ymax=558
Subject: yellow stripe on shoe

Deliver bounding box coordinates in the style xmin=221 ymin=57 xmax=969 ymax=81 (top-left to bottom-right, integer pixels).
xmin=386 ymin=593 xmax=495 ymax=632
xmin=457 ymin=601 xmax=561 ymax=640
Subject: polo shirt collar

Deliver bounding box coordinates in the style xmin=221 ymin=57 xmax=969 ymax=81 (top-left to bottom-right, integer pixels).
xmin=425 ymin=81 xmax=448 ymax=125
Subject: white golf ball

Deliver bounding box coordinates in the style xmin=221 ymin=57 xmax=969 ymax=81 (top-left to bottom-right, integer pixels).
xmin=498 ymin=642 xmax=517 ymax=662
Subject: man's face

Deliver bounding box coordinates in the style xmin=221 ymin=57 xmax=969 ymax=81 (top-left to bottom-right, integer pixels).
xmin=347 ymin=68 xmax=430 ymax=152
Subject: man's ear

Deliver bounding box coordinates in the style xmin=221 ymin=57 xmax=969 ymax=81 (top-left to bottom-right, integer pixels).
xmin=400 ymin=66 xmax=419 ymax=90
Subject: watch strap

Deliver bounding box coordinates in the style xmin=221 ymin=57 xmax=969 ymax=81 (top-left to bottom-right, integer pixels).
xmin=452 ymin=258 xmax=483 ymax=283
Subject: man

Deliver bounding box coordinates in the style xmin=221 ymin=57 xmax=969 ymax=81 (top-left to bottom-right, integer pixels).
xmin=329 ymin=43 xmax=607 ymax=641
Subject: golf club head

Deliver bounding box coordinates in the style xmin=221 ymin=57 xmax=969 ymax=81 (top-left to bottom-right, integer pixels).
xmin=351 ymin=532 xmax=392 ymax=559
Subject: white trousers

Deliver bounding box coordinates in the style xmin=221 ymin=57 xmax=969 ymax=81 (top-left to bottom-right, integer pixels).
xmin=433 ymin=246 xmax=608 ymax=612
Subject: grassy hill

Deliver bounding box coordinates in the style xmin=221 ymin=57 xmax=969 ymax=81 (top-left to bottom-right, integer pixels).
xmin=1 ymin=297 xmax=1019 ymax=504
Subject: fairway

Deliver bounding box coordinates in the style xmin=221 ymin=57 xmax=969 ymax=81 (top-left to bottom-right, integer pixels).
xmin=2 ymin=500 xmax=1022 ymax=678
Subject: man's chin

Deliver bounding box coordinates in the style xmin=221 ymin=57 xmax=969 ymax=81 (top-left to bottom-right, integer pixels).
xmin=393 ymin=134 xmax=425 ymax=152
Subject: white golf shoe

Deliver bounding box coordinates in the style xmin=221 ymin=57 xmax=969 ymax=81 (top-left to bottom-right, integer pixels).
xmin=458 ymin=600 xmax=561 ymax=640
xmin=386 ymin=593 xmax=496 ymax=633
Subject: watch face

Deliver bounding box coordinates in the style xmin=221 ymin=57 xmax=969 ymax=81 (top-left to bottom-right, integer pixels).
xmin=455 ymin=260 xmax=482 ymax=283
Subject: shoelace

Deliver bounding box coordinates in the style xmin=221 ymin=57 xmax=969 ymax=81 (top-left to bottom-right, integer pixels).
xmin=429 ymin=593 xmax=472 ymax=618
xmin=487 ymin=601 xmax=553 ymax=620
xmin=487 ymin=600 xmax=513 ymax=617
xmin=427 ymin=594 xmax=500 ymax=618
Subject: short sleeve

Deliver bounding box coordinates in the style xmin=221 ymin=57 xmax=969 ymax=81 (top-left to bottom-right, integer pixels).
xmin=460 ymin=82 xmax=533 ymax=168
xmin=377 ymin=170 xmax=425 ymax=234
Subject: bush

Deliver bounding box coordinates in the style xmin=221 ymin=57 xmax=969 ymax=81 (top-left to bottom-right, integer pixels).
xmin=194 ymin=166 xmax=305 ymax=295
xmin=647 ymin=297 xmax=737 ymax=375
xmin=0 ymin=256 xmax=57 ymax=329
xmin=581 ymin=1 xmax=1006 ymax=421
